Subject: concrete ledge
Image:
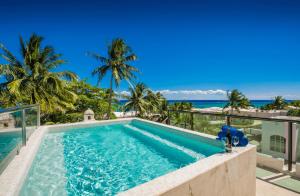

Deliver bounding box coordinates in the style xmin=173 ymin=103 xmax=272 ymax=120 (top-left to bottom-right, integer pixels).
xmin=257 ymin=153 xmax=284 ymax=172
xmin=0 ymin=142 xmax=21 ymax=174
xmin=0 ymin=127 xmax=47 ymax=196
xmin=296 ymin=163 xmax=300 ymax=178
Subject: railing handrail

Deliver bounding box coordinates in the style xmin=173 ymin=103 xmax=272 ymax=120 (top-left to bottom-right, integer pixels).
xmin=0 ymin=104 xmax=40 ymax=174
xmin=0 ymin=104 xmax=39 ymax=114
xmin=167 ymin=109 xmax=300 ymax=124
xmin=167 ymin=109 xmax=297 ymax=171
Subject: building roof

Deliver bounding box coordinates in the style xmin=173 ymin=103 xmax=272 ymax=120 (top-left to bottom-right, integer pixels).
xmin=84 ymin=108 xmax=94 ymax=115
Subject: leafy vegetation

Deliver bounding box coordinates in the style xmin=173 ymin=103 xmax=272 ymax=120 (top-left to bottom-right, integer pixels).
xmin=287 ymin=109 xmax=300 ymax=117
xmin=223 ymin=89 xmax=251 ymax=112
xmin=2 ymin=34 xmax=298 ymax=128
xmin=41 ymin=80 xmax=116 ymax=124
xmin=260 ymin=96 xmax=287 ymax=110
xmin=286 ymin=100 xmax=300 ymax=117
xmin=89 ymin=38 xmax=138 ymax=119
xmin=168 ymin=102 xmax=193 ymax=128
xmin=289 ymin=100 xmax=300 ymax=108
xmin=0 ymin=35 xmax=143 ymax=124
xmin=0 ymin=34 xmax=77 ymax=113
xmin=122 ymin=83 xmax=168 ymax=122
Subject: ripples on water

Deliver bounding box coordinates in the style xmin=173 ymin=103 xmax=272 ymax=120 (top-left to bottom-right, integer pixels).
xmin=21 ymin=123 xmax=223 ymax=195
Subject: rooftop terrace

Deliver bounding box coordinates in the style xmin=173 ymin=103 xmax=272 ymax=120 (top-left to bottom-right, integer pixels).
xmin=1 ymin=105 xmax=300 ymax=195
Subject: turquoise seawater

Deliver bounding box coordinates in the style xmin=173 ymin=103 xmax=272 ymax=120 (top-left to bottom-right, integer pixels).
xmin=21 ymin=120 xmax=224 ymax=195
xmin=119 ymin=100 xmax=291 ymax=109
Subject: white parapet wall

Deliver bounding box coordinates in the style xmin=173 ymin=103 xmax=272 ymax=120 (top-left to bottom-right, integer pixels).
xmin=296 ymin=163 xmax=300 ymax=178
xmin=119 ymin=142 xmax=256 ymax=196
xmin=256 ymin=153 xmax=284 ymax=172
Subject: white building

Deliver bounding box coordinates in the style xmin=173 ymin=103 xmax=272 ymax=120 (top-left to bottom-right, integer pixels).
xmin=261 ymin=117 xmax=300 ymax=162
xmin=0 ymin=113 xmax=16 ymax=129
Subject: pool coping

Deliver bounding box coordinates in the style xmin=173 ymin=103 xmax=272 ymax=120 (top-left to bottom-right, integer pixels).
xmin=119 ymin=118 xmax=255 ymax=195
xmin=0 ymin=118 xmax=255 ymax=196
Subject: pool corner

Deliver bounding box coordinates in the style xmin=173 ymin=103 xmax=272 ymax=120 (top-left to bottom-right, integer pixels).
xmin=119 ymin=144 xmax=256 ymax=196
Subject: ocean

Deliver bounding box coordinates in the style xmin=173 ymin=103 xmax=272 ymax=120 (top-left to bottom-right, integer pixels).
xmin=119 ymin=100 xmax=287 ymax=109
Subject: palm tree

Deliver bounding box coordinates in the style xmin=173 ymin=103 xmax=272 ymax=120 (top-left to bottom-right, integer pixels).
xmin=155 ymin=92 xmax=169 ymax=122
xmin=0 ymin=34 xmax=77 ymax=112
xmin=223 ymin=89 xmax=250 ymax=113
xmin=289 ymin=100 xmax=300 ymax=107
xmin=123 ymin=83 xmax=150 ymax=117
xmin=239 ymin=97 xmax=251 ymax=108
xmin=169 ymin=102 xmax=192 ymax=127
xmin=273 ymin=96 xmax=286 ymax=110
xmin=261 ymin=96 xmax=287 ymax=110
xmin=89 ymin=38 xmax=138 ymax=119
xmin=169 ymin=102 xmax=192 ymax=111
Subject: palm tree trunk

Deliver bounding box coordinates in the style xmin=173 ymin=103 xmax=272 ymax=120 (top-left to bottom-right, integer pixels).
xmin=32 ymin=92 xmax=36 ymax=104
xmin=107 ymin=74 xmax=113 ymax=119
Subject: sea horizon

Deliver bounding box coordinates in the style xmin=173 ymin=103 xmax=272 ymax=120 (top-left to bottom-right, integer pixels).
xmin=119 ymin=99 xmax=293 ymax=109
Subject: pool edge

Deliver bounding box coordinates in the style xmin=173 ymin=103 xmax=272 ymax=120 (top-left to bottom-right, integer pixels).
xmin=0 ymin=118 xmax=134 ymax=196
xmin=0 ymin=118 xmax=256 ymax=196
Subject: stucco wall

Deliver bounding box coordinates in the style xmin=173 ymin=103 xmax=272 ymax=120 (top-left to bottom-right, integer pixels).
xmin=256 ymin=153 xmax=284 ymax=172
xmin=261 ymin=121 xmax=286 ymax=158
xmin=161 ymin=147 xmax=256 ymax=196
xmin=296 ymin=124 xmax=300 ymax=162
xmin=261 ymin=121 xmax=300 ymax=162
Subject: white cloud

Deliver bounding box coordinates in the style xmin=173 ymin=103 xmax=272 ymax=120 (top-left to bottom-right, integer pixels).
xmin=116 ymin=89 xmax=227 ymax=100
xmin=117 ymin=89 xmax=300 ymax=100
xmin=156 ymin=89 xmax=226 ymax=95
xmin=116 ymin=91 xmax=130 ymax=96
xmin=247 ymin=93 xmax=300 ymax=100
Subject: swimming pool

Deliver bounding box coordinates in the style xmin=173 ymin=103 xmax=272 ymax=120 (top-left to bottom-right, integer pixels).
xmin=20 ymin=119 xmax=224 ymax=195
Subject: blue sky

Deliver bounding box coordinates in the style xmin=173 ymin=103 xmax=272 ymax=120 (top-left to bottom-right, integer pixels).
xmin=1 ymin=0 xmax=300 ymax=100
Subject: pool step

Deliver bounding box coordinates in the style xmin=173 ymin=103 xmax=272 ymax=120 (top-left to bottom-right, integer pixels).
xmin=124 ymin=124 xmax=206 ymax=160
xmin=261 ymin=173 xmax=284 ymax=180
xmin=269 ymin=175 xmax=291 ymax=183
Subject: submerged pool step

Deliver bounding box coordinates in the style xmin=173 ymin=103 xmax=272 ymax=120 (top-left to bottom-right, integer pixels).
xmin=124 ymin=124 xmax=205 ymax=160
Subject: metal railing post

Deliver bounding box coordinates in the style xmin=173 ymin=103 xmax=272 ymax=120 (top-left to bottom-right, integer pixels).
xmin=190 ymin=112 xmax=194 ymax=130
xmin=288 ymin=122 xmax=293 ymax=171
xmin=21 ymin=109 xmax=26 ymax=146
xmin=167 ymin=110 xmax=170 ymax=125
xmin=226 ymin=116 xmax=231 ymax=126
xmin=37 ymin=105 xmax=41 ymax=127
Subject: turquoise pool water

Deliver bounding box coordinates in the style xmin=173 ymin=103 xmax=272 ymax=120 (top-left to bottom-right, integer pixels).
xmin=21 ymin=120 xmax=224 ymax=195
xmin=0 ymin=131 xmax=21 ymax=162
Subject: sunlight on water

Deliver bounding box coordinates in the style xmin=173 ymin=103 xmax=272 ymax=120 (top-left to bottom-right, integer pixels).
xmin=124 ymin=124 xmax=205 ymax=160
xmin=21 ymin=122 xmax=224 ymax=196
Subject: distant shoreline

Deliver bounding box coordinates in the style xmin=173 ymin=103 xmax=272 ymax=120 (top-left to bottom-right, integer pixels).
xmin=119 ymin=99 xmax=295 ymax=101
xmin=118 ymin=100 xmax=293 ymax=109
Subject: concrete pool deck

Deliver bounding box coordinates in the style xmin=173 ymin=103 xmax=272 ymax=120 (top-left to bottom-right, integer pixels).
xmin=0 ymin=118 xmax=256 ymax=196
xmin=256 ymin=179 xmax=299 ymax=196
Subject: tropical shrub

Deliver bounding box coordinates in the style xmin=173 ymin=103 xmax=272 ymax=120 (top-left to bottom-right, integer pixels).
xmin=0 ymin=34 xmax=77 ymax=113
xmin=287 ymin=109 xmax=300 ymax=117
xmin=41 ymin=80 xmax=116 ymax=124
xmin=168 ymin=102 xmax=193 ymax=128
xmin=122 ymin=83 xmax=168 ymax=122
xmin=289 ymin=100 xmax=300 ymax=108
xmin=261 ymin=96 xmax=287 ymax=110
xmin=223 ymin=89 xmax=251 ymax=112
